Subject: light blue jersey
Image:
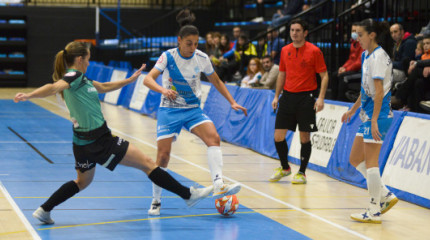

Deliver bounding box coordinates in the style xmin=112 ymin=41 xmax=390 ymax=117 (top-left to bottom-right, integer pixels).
xmin=359 ymin=46 xmax=393 ymax=122
xmin=357 ymin=46 xmax=393 ymax=143
xmin=154 ymin=48 xmax=214 ymax=108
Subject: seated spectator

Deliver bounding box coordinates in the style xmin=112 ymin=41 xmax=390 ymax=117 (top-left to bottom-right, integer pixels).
xmin=215 ymin=34 xmax=240 ymax=82
xmin=209 ymin=32 xmax=222 ymax=65
xmin=330 ymin=22 xmax=363 ymax=101
xmin=253 ymin=55 xmax=279 ymax=89
xmin=256 ymin=33 xmax=268 ymax=59
xmin=204 ymin=32 xmax=214 ymax=55
xmin=390 ymin=23 xmax=417 ymax=84
xmin=392 ymin=35 xmax=430 ymax=112
xmin=415 ymin=40 xmax=424 ymax=60
xmin=266 ymin=27 xmax=285 ymax=65
xmin=418 ymin=20 xmax=430 ymax=37
xmin=236 ymin=34 xmax=257 ymax=75
xmin=241 ymin=58 xmax=264 ymax=88
xmin=271 ymin=0 xmax=304 ymax=28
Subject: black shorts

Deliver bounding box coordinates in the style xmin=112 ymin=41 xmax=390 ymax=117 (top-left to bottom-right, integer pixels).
xmin=73 ymin=132 xmax=129 ymax=173
xmin=275 ymin=90 xmax=318 ymax=132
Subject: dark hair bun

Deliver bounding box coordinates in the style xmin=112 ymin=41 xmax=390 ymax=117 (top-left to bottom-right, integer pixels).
xmin=176 ymin=9 xmax=195 ymax=27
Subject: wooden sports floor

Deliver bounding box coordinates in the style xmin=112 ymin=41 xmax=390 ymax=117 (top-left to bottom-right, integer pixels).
xmin=0 ymin=88 xmax=429 ymax=240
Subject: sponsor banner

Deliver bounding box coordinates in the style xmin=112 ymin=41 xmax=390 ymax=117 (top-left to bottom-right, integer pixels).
xmin=200 ymin=83 xmax=212 ymax=109
xmin=129 ymin=74 xmax=149 ymax=111
xmin=382 ymin=116 xmax=430 ymax=200
xmin=289 ymin=103 xmax=348 ymax=168
xmin=104 ymin=69 xmax=128 ymax=105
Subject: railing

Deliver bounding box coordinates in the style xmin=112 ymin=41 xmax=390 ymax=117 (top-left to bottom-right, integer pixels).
xmin=247 ymin=0 xmax=430 ymax=74
xmin=23 ymin=0 xmax=216 ymax=8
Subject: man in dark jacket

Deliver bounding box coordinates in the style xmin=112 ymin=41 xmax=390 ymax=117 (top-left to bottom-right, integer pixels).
xmin=271 ymin=0 xmax=304 ymax=28
xmin=390 ymin=23 xmax=417 ymax=83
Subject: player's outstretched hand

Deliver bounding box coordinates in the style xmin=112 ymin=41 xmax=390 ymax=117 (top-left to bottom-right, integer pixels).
xmin=129 ymin=64 xmax=146 ymax=82
xmin=341 ymin=110 xmax=354 ymax=123
xmin=14 ymin=93 xmax=30 ymax=103
xmin=231 ymin=103 xmax=247 ymax=116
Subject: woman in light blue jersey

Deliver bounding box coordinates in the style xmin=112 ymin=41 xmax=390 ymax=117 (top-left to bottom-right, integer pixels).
xmin=143 ymin=9 xmax=248 ymax=215
xmin=14 ymin=41 xmax=213 ymax=224
xmin=341 ymin=19 xmax=398 ymax=224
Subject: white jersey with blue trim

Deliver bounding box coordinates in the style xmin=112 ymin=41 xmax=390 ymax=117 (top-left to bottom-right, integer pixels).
xmin=154 ymin=48 xmax=215 ymax=108
xmin=359 ymin=46 xmax=393 ymax=122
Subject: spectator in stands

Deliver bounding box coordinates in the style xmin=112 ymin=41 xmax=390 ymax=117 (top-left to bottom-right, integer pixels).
xmin=330 ymin=22 xmax=363 ymax=101
xmin=236 ymin=34 xmax=257 ymax=76
xmin=256 ymin=33 xmax=268 ymax=59
xmin=390 ymin=23 xmax=417 ymax=84
xmin=254 ymin=55 xmax=279 ymax=89
xmin=414 ymin=40 xmax=424 ymax=60
xmin=204 ymin=32 xmax=214 ymax=55
xmin=342 ymin=18 xmax=397 ymax=224
xmin=270 ymin=19 xmax=328 ymax=184
xmin=393 ymin=35 xmax=430 ymax=112
xmin=209 ymin=32 xmax=222 ymax=66
xmin=241 ymin=58 xmax=264 ymax=88
xmin=266 ymin=27 xmax=285 ymax=65
xmin=252 ymin=0 xmax=279 ymax=22
xmin=221 ymin=27 xmax=241 ymax=64
xmin=418 ymin=20 xmax=430 ymax=37
xmin=271 ymin=0 xmax=304 ymax=28
xmin=215 ymin=34 xmax=240 ymax=82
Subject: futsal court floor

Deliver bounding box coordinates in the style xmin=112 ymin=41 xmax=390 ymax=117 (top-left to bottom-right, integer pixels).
xmin=0 ymin=88 xmax=429 ymax=240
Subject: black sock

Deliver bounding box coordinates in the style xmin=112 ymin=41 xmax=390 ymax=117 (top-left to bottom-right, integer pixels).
xmin=148 ymin=167 xmax=191 ymax=200
xmin=299 ymin=142 xmax=312 ymax=174
xmin=275 ymin=139 xmax=290 ymax=170
xmin=41 ymin=180 xmax=79 ymax=212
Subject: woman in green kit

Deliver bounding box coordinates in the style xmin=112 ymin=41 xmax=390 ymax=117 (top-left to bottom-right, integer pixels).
xmin=14 ymin=41 xmax=213 ymax=224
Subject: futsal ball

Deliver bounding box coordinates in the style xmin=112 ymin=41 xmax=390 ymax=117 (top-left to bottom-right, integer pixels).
xmin=215 ymin=195 xmax=239 ymax=216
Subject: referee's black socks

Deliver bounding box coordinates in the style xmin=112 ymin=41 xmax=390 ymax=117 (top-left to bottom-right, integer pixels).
xmin=41 ymin=180 xmax=80 ymax=212
xmin=275 ymin=139 xmax=290 ymax=170
xmin=149 ymin=167 xmax=191 ymax=200
xmin=299 ymin=141 xmax=312 ymax=174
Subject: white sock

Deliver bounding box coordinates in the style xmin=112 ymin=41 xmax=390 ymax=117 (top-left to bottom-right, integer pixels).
xmin=207 ymin=146 xmax=224 ymax=188
xmin=356 ymin=161 xmax=367 ymax=178
xmin=152 ymin=167 xmax=167 ymax=203
xmin=356 ymin=162 xmax=390 ymax=198
xmin=367 ymin=167 xmax=381 ymax=213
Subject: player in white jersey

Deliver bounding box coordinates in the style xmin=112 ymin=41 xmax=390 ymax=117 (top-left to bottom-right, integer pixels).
xmin=341 ymin=19 xmax=398 ymax=224
xmin=143 ymin=9 xmax=248 ymax=215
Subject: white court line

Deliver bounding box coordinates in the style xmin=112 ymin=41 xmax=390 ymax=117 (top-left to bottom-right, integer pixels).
xmin=0 ymin=174 xmax=10 ymax=176
xmin=41 ymin=98 xmax=371 ymax=240
xmin=0 ymin=181 xmax=41 ymax=240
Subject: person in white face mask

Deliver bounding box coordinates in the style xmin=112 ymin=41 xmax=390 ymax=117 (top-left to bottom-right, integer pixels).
xmin=330 ymin=22 xmax=364 ymax=101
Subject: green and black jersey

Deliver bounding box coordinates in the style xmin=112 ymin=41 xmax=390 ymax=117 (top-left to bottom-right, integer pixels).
xmin=63 ymin=69 xmax=106 ymax=145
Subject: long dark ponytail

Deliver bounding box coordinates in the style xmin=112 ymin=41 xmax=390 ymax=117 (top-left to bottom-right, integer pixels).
xmin=176 ymin=9 xmax=199 ymax=38
xmin=359 ymin=18 xmax=392 ymax=53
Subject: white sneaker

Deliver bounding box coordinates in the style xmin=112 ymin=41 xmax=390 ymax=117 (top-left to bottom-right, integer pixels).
xmin=32 ymin=207 xmax=54 ymax=224
xmin=212 ymin=183 xmax=241 ymax=199
xmin=185 ymin=185 xmax=214 ymax=207
xmin=350 ymin=209 xmax=381 ymax=224
xmin=148 ymin=199 xmax=161 ymax=216
xmin=380 ymin=192 xmax=398 ymax=214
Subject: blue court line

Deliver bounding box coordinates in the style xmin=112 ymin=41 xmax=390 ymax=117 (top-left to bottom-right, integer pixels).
xmin=0 ymin=100 xmax=310 ymax=240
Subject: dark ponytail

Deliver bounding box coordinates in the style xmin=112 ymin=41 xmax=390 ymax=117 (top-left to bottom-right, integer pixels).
xmin=359 ymin=18 xmax=392 ymax=53
xmin=176 ymin=8 xmax=199 ymax=38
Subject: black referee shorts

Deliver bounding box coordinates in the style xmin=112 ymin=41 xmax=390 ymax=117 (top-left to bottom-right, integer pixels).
xmin=275 ymin=90 xmax=318 ymax=132
xmin=73 ymin=132 xmax=129 ymax=173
